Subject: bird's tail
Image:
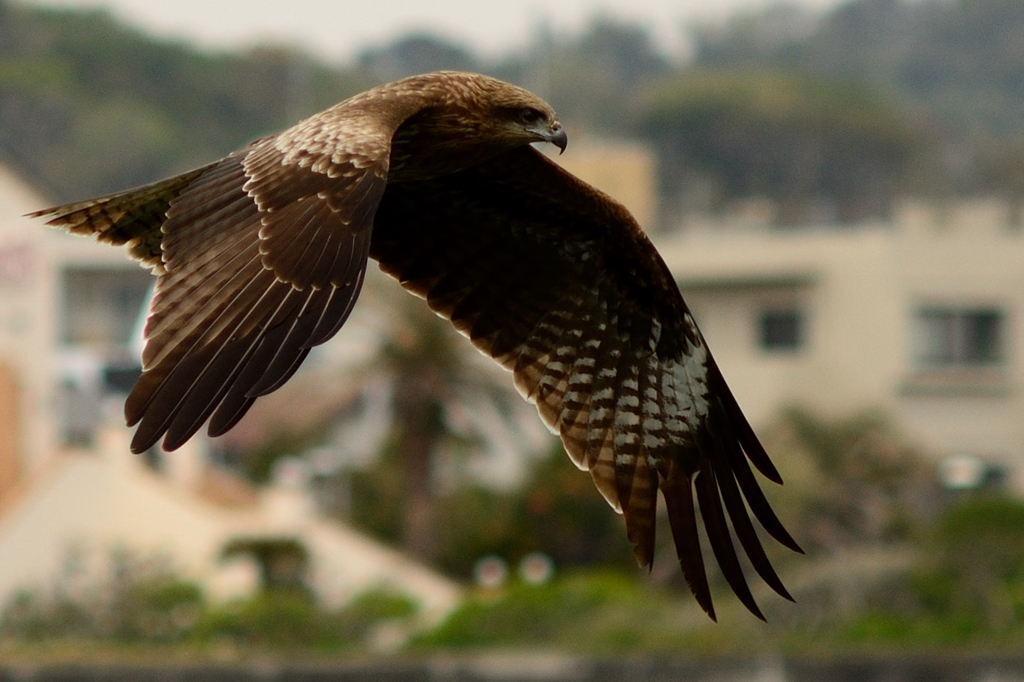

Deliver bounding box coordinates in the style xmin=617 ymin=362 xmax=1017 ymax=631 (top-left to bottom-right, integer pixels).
xmin=26 ymin=162 xmax=217 ymax=270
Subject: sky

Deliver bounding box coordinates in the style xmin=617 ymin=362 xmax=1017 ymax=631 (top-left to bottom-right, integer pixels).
xmin=23 ymin=0 xmax=850 ymax=64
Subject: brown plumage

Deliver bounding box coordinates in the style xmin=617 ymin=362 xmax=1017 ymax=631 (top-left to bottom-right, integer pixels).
xmin=29 ymin=71 xmax=801 ymax=620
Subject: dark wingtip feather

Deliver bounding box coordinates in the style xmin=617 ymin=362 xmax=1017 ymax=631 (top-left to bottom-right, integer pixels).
xmin=660 ymin=462 xmax=716 ymax=620
xmin=131 ymin=424 xmax=168 ymax=454
xmin=632 ymin=545 xmax=653 ymax=571
xmin=692 ymin=454 xmax=765 ymax=621
xmin=208 ymin=396 xmax=256 ymax=438
xmin=728 ymin=448 xmax=804 ymax=555
xmin=716 ymin=380 xmax=783 ymax=485
xmin=24 ymin=207 xmax=55 ymax=220
xmin=707 ymin=401 xmax=797 ymax=601
xmin=621 ymin=449 xmax=659 ymax=571
xmin=129 ymin=434 xmax=154 ymax=456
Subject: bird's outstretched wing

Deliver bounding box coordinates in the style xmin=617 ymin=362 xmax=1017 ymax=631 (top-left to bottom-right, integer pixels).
xmin=31 ymin=130 xmax=391 ymax=454
xmin=370 ymin=146 xmax=802 ymax=620
xmin=30 ymin=69 xmax=800 ymax=619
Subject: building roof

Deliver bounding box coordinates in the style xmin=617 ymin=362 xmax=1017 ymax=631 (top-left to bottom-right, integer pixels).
xmin=0 ymin=425 xmax=462 ymax=622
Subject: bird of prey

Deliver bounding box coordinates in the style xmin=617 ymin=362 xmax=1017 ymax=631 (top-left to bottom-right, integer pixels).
xmin=30 ymin=71 xmax=801 ymax=620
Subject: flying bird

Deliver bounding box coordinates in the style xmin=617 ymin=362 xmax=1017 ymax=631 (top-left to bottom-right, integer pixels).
xmin=30 ymin=71 xmax=801 ymax=620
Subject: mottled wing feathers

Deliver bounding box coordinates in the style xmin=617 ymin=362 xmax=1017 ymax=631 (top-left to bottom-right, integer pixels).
xmin=35 ymin=129 xmax=389 ymax=454
xmin=242 ymin=128 xmax=390 ymax=290
xmin=371 ymin=146 xmax=801 ymax=620
xmin=130 ymin=133 xmax=387 ymax=452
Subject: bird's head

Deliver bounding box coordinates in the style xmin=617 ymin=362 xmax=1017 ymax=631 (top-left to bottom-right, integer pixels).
xmin=384 ymin=72 xmax=569 ymax=182
xmin=439 ymin=73 xmax=566 ymax=154
xmin=490 ymin=90 xmax=567 ymax=154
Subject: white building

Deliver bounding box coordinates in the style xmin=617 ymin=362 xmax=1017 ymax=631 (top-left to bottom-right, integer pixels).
xmin=657 ymin=199 xmax=1024 ymax=489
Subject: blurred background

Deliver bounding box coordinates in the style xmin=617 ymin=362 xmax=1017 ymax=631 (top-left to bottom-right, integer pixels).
xmin=2 ymin=0 xmax=1024 ymax=678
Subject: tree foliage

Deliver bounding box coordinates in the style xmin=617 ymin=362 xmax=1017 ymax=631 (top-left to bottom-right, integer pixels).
xmin=762 ymin=407 xmax=939 ymax=555
xmin=494 ymin=17 xmax=669 ymax=135
xmin=7 ymin=0 xmax=1024 ymax=214
xmin=0 ymin=548 xmax=420 ymax=651
xmin=350 ymin=439 xmax=632 ymax=579
xmin=358 ymin=33 xmax=479 ymax=83
xmin=913 ymin=497 xmax=1024 ymax=630
xmin=0 ymin=1 xmax=372 ymax=201
xmin=642 ymin=69 xmax=918 ymax=224
xmin=691 ymin=0 xmax=1024 ymax=201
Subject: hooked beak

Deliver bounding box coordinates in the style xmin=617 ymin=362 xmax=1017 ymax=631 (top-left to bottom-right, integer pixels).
xmin=545 ymin=121 xmax=567 ymax=154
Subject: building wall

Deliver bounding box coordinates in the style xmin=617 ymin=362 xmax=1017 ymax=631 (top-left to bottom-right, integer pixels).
xmin=658 ymin=202 xmax=1024 ymax=488
xmin=0 ymin=362 xmax=19 ymax=502
xmin=0 ymin=164 xmax=150 ymax=477
xmin=0 ymin=164 xmax=60 ymax=474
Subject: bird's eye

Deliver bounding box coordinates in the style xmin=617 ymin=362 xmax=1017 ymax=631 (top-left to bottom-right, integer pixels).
xmin=519 ymin=108 xmax=543 ymax=125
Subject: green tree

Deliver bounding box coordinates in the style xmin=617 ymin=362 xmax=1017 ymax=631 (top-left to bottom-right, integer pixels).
xmin=0 ymin=1 xmax=372 ymax=200
xmin=642 ymin=69 xmax=917 ymax=224
xmin=916 ymin=497 xmax=1024 ymax=630
xmin=358 ymin=33 xmax=479 ymax=83
xmin=496 ymin=17 xmax=668 ymax=135
xmin=427 ymin=443 xmax=635 ymax=578
xmin=690 ymin=0 xmax=1024 ymax=197
xmin=761 ymin=407 xmax=939 ymax=555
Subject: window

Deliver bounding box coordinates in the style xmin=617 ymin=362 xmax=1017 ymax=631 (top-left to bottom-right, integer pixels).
xmin=915 ymin=307 xmax=1003 ymax=367
xmin=758 ymin=308 xmax=803 ymax=352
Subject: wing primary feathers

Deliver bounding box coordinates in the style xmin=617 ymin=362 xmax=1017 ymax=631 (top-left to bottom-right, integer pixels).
xmin=660 ymin=459 xmax=715 ymax=621
xmin=209 ymin=269 xmax=366 ymax=437
xmin=305 ymin=265 xmax=367 ymax=347
xmin=150 ymin=247 xmax=262 ymax=358
xmin=161 ymin=279 xmax=336 ymax=449
xmin=707 ymin=402 xmax=795 ymax=601
xmin=623 ymin=448 xmax=659 ymax=569
xmin=127 ymin=246 xmax=268 ymax=422
xmin=693 ymin=432 xmax=765 ymax=621
xmin=160 ymin=283 xmax=304 ymax=449
xmin=717 ymin=379 xmax=784 ymax=485
xmin=247 ymin=288 xmax=331 ymax=396
xmin=208 ymin=327 xmax=310 ymax=437
xmin=139 ymin=253 xmax=286 ymax=416
xmin=131 ymin=276 xmax=292 ymax=452
xmin=161 ymin=338 xmax=259 ymax=451
xmin=724 ymin=430 xmax=804 ymax=554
